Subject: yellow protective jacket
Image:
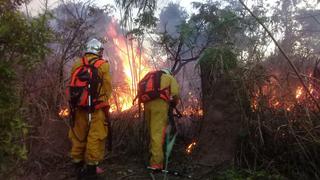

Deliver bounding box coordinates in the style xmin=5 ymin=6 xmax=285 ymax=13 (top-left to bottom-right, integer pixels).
xmin=160 ymin=73 xmax=179 ymax=101
xmin=69 ymin=53 xmax=112 ymax=164
xmin=144 ymin=72 xmax=180 ymax=168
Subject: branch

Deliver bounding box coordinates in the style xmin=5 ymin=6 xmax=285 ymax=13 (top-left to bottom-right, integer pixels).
xmin=171 ymin=39 xmax=184 ymax=72
xmin=239 ymin=0 xmax=320 ymax=112
xmin=161 ymin=23 xmax=176 ymax=58
xmin=61 ymin=0 xmax=77 ymax=20
xmin=173 ymin=59 xmax=195 ymax=75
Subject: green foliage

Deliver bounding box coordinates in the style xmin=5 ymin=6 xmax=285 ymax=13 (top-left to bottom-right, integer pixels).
xmin=0 ymin=0 xmax=29 ymax=12
xmin=129 ymin=11 xmax=158 ymax=36
xmin=199 ymin=47 xmax=237 ymax=72
xmin=0 ymin=113 xmax=29 ymax=170
xmin=134 ymin=11 xmax=157 ymax=28
xmin=0 ymin=62 xmax=15 ymax=108
xmin=0 ymin=11 xmax=52 ymax=67
xmin=190 ymin=1 xmax=242 ymax=45
xmin=0 ymin=8 xmax=52 ymax=173
xmin=116 ymin=0 xmax=157 ymax=29
xmin=216 ymin=169 xmax=285 ymax=180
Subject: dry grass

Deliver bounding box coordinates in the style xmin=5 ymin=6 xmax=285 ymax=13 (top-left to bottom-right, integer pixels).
xmin=236 ymin=64 xmax=320 ymax=179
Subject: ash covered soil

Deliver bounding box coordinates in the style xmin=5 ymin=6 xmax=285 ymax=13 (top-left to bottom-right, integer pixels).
xmin=18 ymin=109 xmax=230 ymax=180
xmin=21 ymin=140 xmax=218 ymax=180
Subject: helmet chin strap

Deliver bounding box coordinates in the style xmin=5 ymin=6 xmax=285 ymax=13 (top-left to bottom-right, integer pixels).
xmin=98 ymin=49 xmax=103 ymax=58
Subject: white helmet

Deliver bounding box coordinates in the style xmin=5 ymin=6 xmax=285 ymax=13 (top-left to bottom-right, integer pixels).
xmin=85 ymin=38 xmax=103 ymax=55
xmin=161 ymin=68 xmax=172 ymax=75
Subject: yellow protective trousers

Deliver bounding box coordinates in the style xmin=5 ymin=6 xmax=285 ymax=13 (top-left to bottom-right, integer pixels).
xmin=68 ymin=108 xmax=108 ymax=165
xmin=144 ymin=99 xmax=169 ymax=168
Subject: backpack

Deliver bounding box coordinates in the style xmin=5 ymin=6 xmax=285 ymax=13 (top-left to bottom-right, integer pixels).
xmin=136 ymin=70 xmax=170 ymax=103
xmin=68 ymin=57 xmax=105 ymax=110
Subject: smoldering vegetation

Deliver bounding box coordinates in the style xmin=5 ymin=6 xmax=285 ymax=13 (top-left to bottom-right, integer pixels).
xmin=2 ymin=0 xmax=320 ymax=179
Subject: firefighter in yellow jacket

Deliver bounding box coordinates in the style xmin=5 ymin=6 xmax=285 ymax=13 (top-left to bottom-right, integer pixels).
xmin=138 ymin=69 xmax=180 ymax=170
xmin=68 ymin=38 xmax=112 ymax=180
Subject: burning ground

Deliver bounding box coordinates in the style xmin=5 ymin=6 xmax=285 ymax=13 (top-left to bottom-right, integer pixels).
xmin=19 ymin=16 xmax=204 ymax=180
xmin=5 ymin=0 xmax=320 ymax=179
xmin=27 ymin=15 xmax=320 ymax=180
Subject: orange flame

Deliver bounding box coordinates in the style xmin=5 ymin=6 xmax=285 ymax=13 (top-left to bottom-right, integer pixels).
xmin=198 ymin=109 xmax=204 ymax=116
xmin=182 ymin=91 xmax=203 ymax=116
xmin=59 ymin=108 xmax=70 ymax=118
xmin=251 ymin=93 xmax=259 ymax=111
xmin=106 ymin=20 xmax=152 ymax=112
xmin=186 ymin=141 xmax=197 ymax=154
xmin=295 ymin=86 xmax=303 ymax=99
xmin=183 ymin=107 xmax=203 ymax=116
xmin=250 ymin=70 xmax=320 ymax=112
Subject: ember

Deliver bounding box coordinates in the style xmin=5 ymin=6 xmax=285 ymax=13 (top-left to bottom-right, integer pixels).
xmin=295 ymin=86 xmax=303 ymax=99
xmin=182 ymin=91 xmax=203 ymax=116
xmin=59 ymin=108 xmax=69 ymax=118
xmin=186 ymin=141 xmax=197 ymax=154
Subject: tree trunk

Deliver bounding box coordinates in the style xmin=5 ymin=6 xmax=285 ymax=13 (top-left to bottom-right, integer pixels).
xmin=196 ymin=64 xmax=242 ymax=167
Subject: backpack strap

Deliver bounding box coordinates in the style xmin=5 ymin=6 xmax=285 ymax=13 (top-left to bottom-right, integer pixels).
xmin=154 ymin=71 xmax=164 ymax=91
xmin=82 ymin=56 xmax=89 ymax=65
xmin=143 ymin=72 xmax=154 ymax=92
xmin=91 ymin=58 xmax=108 ymax=109
xmin=82 ymin=56 xmax=107 ymax=67
xmin=93 ymin=59 xmax=106 ymax=68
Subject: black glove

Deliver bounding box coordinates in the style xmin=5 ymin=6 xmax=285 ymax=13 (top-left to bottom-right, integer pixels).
xmin=169 ymin=101 xmax=174 ymax=107
xmin=103 ymin=105 xmax=110 ymax=119
xmin=170 ymin=99 xmax=178 ymax=108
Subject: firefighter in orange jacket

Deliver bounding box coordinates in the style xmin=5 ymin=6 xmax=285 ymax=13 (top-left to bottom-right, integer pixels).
xmin=139 ymin=69 xmax=180 ymax=170
xmin=68 ymin=38 xmax=112 ymax=179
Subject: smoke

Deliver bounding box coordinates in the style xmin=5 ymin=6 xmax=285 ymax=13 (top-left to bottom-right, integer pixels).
xmin=157 ymin=3 xmax=202 ymax=110
xmin=295 ymin=9 xmax=320 ymax=55
xmin=157 ymin=3 xmax=188 ymax=38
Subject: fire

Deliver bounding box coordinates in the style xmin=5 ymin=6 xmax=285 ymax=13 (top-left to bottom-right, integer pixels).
xmin=109 ymin=104 xmax=117 ymax=112
xmin=186 ymin=141 xmax=197 ymax=154
xmin=182 ymin=91 xmax=203 ymax=116
xmin=198 ymin=109 xmax=204 ymax=116
xmin=106 ymin=19 xmax=152 ymax=112
xmin=296 ymin=86 xmax=303 ymax=99
xmin=250 ymin=71 xmax=320 ymax=112
xmin=183 ymin=107 xmax=203 ymax=116
xmin=251 ymin=93 xmax=258 ymax=111
xmin=59 ymin=108 xmax=70 ymax=118
xmin=106 ymin=20 xmax=203 ymax=113
xmin=273 ymin=101 xmax=280 ymax=107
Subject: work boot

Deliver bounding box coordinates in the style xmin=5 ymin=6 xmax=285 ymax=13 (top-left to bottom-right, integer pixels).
xmin=147 ymin=164 xmax=163 ymax=171
xmin=72 ymin=161 xmax=85 ymax=180
xmin=83 ymin=165 xmax=98 ymax=180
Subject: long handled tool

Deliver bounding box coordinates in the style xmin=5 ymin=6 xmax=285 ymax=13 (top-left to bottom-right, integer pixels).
xmin=147 ymin=166 xmax=192 ymax=179
xmin=162 ymin=104 xmax=188 ymax=180
xmin=87 ymin=69 xmax=92 ymax=125
xmin=105 ymin=105 xmax=112 ymax=151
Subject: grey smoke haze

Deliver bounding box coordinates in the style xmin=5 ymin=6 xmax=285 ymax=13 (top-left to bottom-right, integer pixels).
xmin=158 ymin=3 xmax=188 ymax=38
xmin=51 ymin=2 xmax=112 ymax=39
xmin=157 ymin=3 xmax=201 ymax=102
xmin=49 ymin=2 xmax=128 ymax=85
